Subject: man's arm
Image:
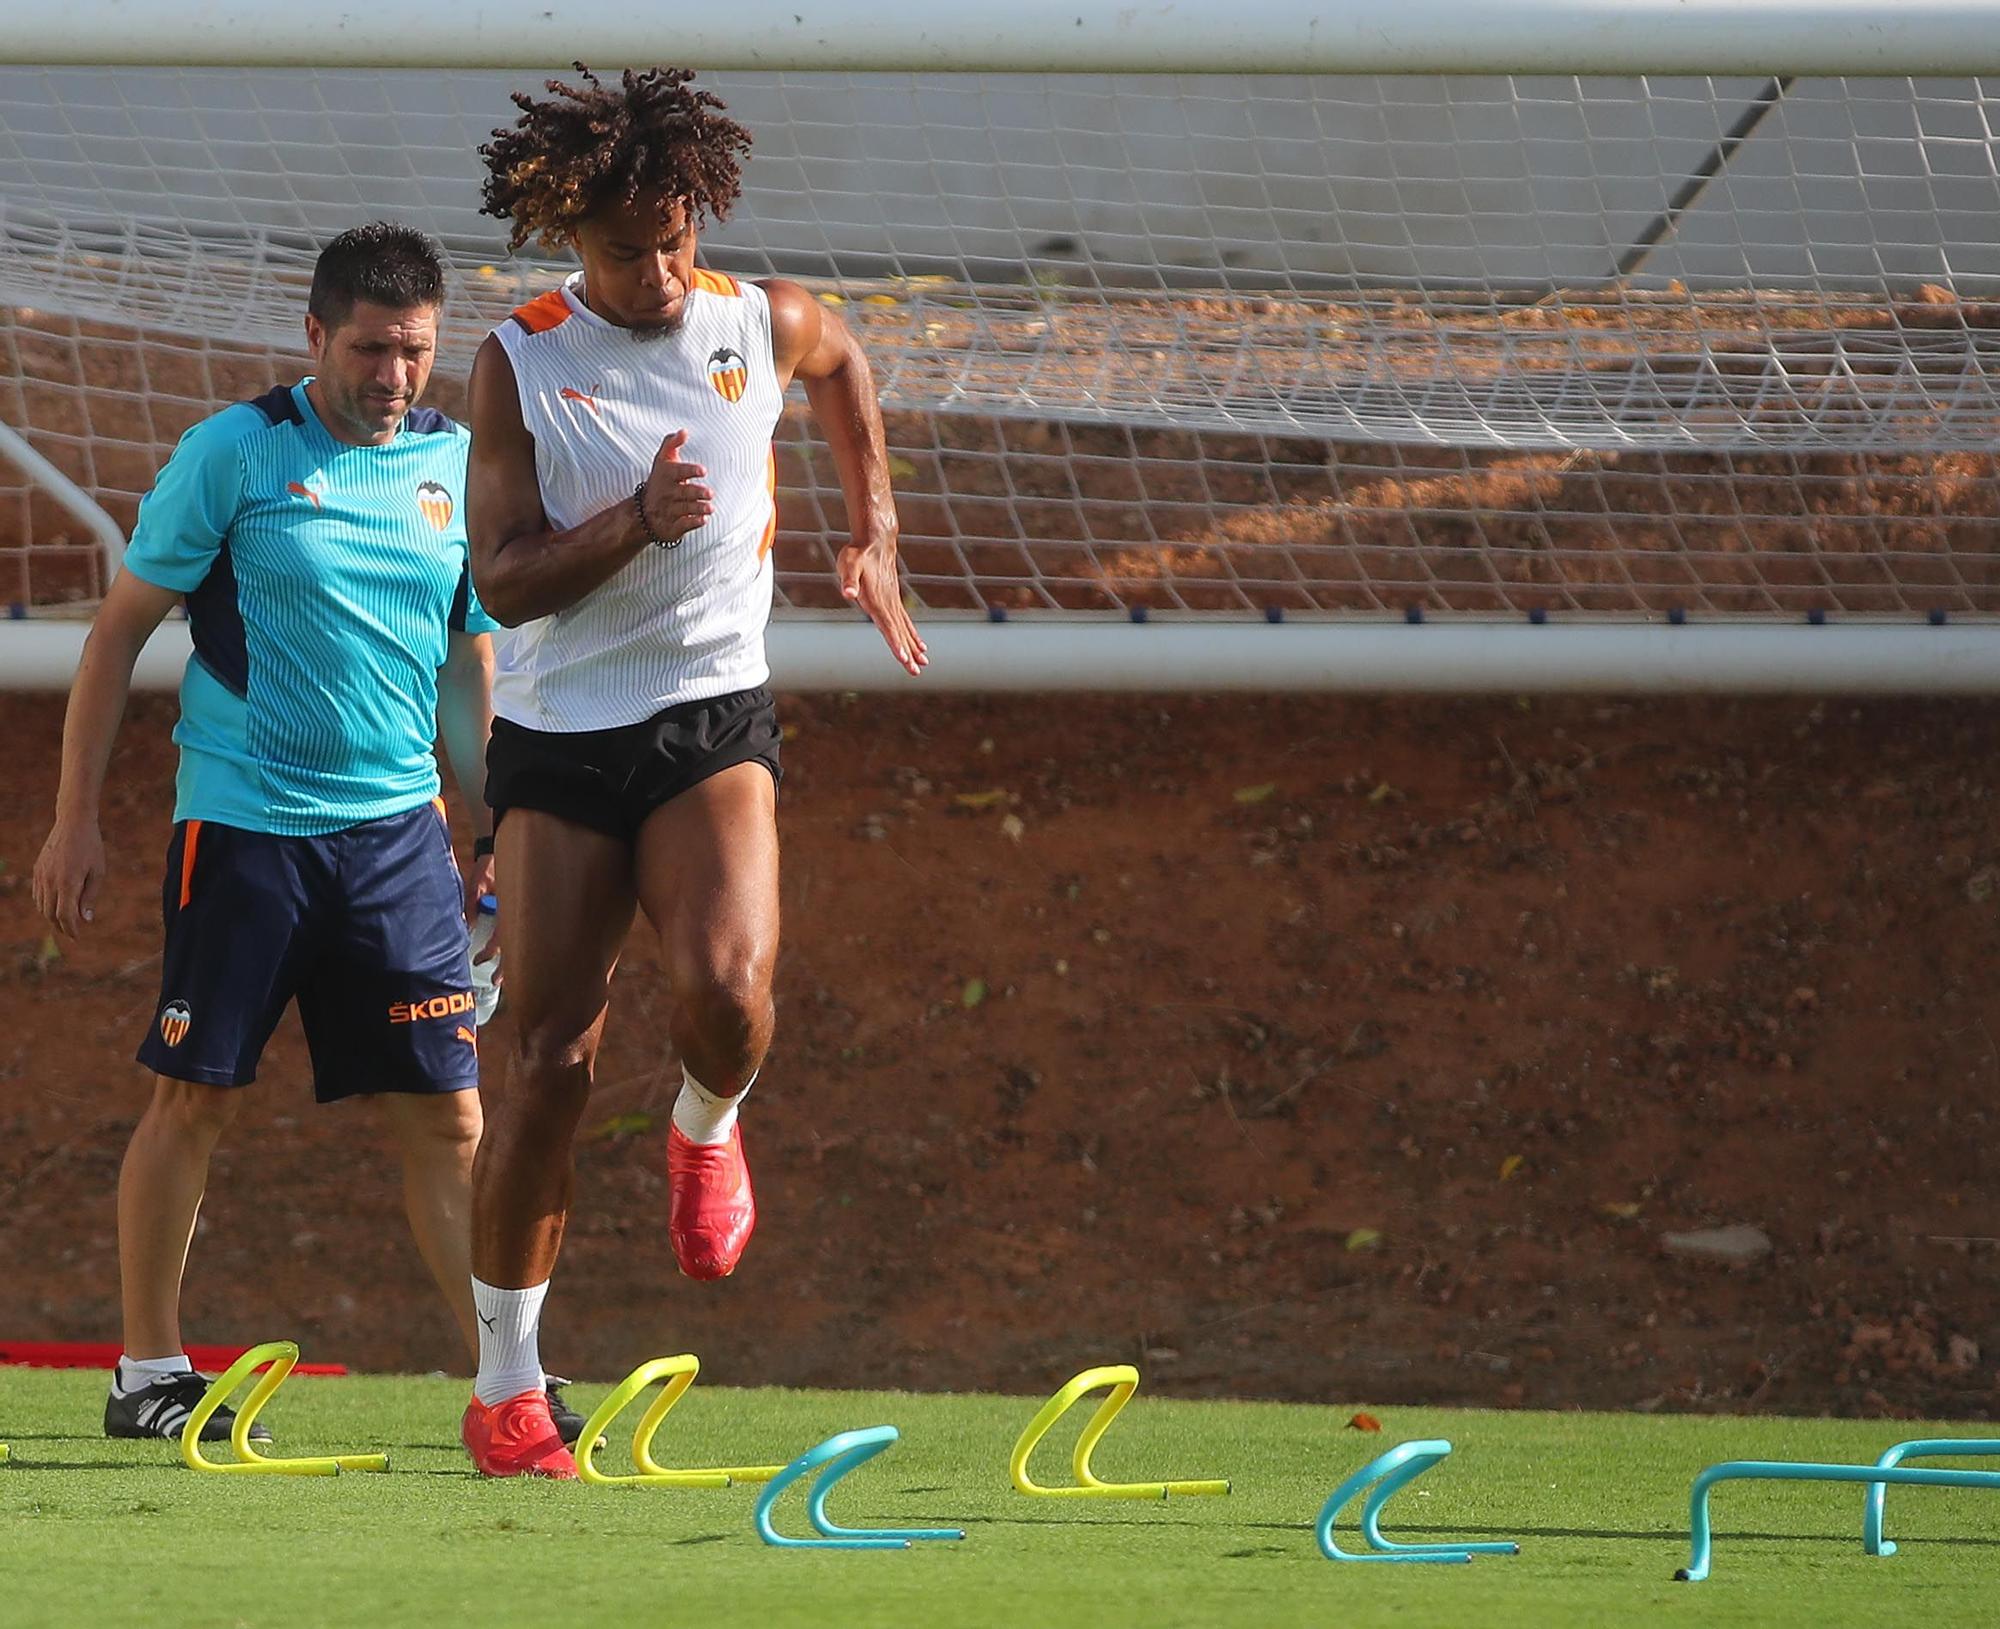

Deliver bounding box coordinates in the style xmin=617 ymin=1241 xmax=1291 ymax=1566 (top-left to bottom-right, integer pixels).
xmin=764 ymin=280 xmax=925 ymax=676
xmin=436 ymin=627 xmax=496 ymax=916
xmin=466 ymin=334 xmax=715 ymax=626
xmin=32 ymin=571 xmax=182 ymax=937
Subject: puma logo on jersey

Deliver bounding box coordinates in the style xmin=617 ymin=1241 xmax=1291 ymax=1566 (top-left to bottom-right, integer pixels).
xmin=707 ymin=348 xmax=748 ymax=403
xmin=286 ymin=481 xmax=323 ymax=508
xmin=416 ymin=481 xmax=454 ymax=532
xmin=559 ymin=385 xmax=603 ymax=416
xmin=455 ymin=1024 xmax=478 ymax=1046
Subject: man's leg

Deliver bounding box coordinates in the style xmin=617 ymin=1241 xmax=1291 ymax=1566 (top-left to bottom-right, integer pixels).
xmin=105 ymin=1074 xmax=272 ymax=1442
xmin=379 ymin=1088 xmax=482 ymax=1364
xmin=473 ymin=809 xmax=636 ymax=1285
xmin=464 ymin=808 xmax=634 ymax=1475
xmin=374 ymin=1086 xmax=587 ymax=1442
xmin=114 ymin=818 xmax=305 ymax=1444
xmin=635 ymin=762 xmax=780 ymax=1279
xmin=117 ymin=1075 xmax=238 ymax=1362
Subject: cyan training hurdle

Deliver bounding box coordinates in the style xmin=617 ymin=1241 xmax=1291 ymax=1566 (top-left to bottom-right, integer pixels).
xmin=1863 ymin=1438 xmax=2000 ymax=1558
xmin=753 ymin=1426 xmax=966 ymax=1551
xmin=1678 ymin=1458 xmax=2000 ymax=1581
xmin=1316 ymin=1439 xmax=1521 ymax=1564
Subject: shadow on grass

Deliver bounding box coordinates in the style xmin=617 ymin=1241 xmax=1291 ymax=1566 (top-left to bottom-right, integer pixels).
xmin=1290 ymin=1521 xmax=2000 ymax=1550
xmin=1 ymin=1460 xmax=148 ymax=1473
xmin=957 ymin=1512 xmax=1245 ymax=1532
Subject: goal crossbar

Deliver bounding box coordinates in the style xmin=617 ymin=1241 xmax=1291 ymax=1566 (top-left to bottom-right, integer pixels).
xmin=6 ymin=1 xmax=2000 ymax=74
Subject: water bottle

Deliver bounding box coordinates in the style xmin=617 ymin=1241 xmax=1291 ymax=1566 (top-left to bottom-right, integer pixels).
xmin=468 ymin=892 xmax=501 ymax=1026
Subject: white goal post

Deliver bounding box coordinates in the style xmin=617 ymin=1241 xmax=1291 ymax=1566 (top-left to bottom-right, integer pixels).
xmin=5 ymin=1 xmax=1996 ymax=75
xmin=4 ymin=2 xmax=2000 ymax=691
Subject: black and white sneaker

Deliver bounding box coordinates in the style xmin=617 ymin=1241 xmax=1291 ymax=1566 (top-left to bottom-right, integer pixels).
xmin=543 ymin=1375 xmax=594 ymax=1449
xmin=104 ymin=1371 xmax=274 ymax=1444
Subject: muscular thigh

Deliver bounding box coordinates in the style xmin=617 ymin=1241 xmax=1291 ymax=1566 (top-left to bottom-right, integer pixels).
xmin=496 ymin=809 xmax=639 ymax=1047
xmin=634 ymin=762 xmax=780 ymax=989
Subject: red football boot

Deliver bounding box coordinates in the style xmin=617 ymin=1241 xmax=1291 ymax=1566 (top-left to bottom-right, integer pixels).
xmin=667 ymin=1122 xmax=757 ymax=1280
xmin=462 ymin=1388 xmax=579 ymax=1479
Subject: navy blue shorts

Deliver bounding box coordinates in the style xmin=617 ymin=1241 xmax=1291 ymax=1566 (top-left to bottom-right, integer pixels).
xmin=136 ymin=803 xmax=480 ymax=1102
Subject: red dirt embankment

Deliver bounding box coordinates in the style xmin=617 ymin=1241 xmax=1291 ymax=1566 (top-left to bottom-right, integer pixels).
xmin=4 ymin=690 xmax=2000 ymax=1418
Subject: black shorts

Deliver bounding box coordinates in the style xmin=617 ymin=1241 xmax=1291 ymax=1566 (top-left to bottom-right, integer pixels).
xmin=486 ymin=687 xmax=782 ymax=844
xmin=136 ymin=804 xmax=480 ymax=1101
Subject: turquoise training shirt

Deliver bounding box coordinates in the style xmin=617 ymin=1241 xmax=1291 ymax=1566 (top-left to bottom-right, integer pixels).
xmin=121 ymin=381 xmax=501 ymax=836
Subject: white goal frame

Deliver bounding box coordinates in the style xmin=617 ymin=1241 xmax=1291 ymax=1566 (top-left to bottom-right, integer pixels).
xmin=4 ymin=1 xmax=2000 ymax=693
xmin=5 ymin=1 xmax=1995 ymax=76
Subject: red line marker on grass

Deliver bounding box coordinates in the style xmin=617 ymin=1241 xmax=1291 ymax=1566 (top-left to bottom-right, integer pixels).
xmin=0 ymin=1340 xmax=347 ymax=1376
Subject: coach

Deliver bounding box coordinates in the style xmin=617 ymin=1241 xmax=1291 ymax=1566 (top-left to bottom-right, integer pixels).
xmin=32 ymin=223 xmax=578 ymax=1447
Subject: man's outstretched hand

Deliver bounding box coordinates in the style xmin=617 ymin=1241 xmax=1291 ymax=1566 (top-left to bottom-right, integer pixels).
xmin=838 ymin=539 xmax=927 ymax=677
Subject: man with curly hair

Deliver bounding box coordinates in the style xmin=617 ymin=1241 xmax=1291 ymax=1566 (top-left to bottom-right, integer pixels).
xmin=462 ymin=65 xmax=924 ymax=1476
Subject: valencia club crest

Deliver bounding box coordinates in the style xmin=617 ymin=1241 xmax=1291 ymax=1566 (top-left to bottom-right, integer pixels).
xmin=707 ymin=347 xmax=748 ymax=403
xmin=416 ymin=481 xmax=454 ymax=532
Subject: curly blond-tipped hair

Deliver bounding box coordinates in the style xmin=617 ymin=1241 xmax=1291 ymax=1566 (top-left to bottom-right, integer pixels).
xmin=479 ymin=65 xmax=752 ymax=252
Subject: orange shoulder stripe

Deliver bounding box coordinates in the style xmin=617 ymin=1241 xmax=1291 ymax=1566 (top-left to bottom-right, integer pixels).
xmin=509 ymin=289 xmax=573 ymax=334
xmin=692 ymin=267 xmax=741 ymax=297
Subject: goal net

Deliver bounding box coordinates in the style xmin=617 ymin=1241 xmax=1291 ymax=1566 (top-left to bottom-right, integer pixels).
xmin=3 ymin=52 xmax=1998 ymax=684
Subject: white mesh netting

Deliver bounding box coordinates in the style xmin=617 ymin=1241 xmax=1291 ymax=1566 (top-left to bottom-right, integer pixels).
xmin=3 ymin=68 xmax=1998 ymax=618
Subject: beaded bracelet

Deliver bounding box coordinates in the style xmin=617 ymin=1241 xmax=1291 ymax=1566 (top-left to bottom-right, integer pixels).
xmin=633 ymin=481 xmax=682 ymax=549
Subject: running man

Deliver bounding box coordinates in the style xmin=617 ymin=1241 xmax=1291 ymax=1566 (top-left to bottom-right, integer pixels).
xmin=32 ymin=224 xmax=580 ymax=1446
xmin=462 ymin=66 xmax=924 ymax=1477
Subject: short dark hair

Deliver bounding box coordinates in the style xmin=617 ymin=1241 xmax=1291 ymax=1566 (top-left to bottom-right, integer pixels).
xmin=308 ymin=222 xmax=446 ymax=329
xmin=478 ymin=65 xmax=752 ymax=252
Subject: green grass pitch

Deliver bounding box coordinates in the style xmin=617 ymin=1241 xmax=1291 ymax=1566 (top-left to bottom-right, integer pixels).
xmin=3 ymin=1368 xmax=1997 ymax=1627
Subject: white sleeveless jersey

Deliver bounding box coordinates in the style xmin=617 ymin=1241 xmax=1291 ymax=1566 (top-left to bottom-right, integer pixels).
xmin=490 ymin=269 xmax=782 ymax=731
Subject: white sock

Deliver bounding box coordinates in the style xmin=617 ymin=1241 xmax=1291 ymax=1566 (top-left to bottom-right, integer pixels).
xmin=471 ymin=1277 xmax=549 ymax=1407
xmin=672 ymin=1066 xmax=753 ymax=1146
xmin=116 ymin=1352 xmax=193 ymax=1390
